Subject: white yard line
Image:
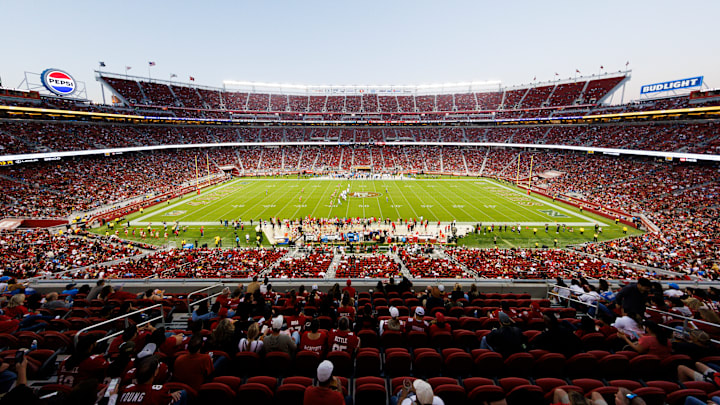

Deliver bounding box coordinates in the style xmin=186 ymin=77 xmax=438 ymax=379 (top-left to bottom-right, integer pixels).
xmin=485 ymin=179 xmax=609 ymax=226
xmin=131 ymin=178 xmax=242 ymax=225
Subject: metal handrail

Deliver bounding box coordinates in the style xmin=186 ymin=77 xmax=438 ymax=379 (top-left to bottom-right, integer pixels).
xmin=547 ymin=291 xmax=600 ymax=316
xmin=186 ymin=283 xmax=225 ymax=314
xmin=646 ymin=307 xmax=720 ymax=329
xmin=74 ymin=303 xmax=165 ymax=346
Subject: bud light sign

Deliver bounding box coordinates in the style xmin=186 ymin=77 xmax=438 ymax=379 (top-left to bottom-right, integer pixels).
xmin=41 ymin=69 xmax=77 ymax=96
xmin=640 ymin=76 xmax=703 ymax=95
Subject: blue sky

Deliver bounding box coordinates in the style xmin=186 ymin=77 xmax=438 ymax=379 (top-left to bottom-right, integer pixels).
xmin=1 ymin=1 xmax=717 ymax=103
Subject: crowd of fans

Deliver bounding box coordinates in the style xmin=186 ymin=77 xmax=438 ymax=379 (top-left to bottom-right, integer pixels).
xmin=0 ymin=149 xmax=226 ymax=217
xmin=0 ymin=276 xmax=718 ymax=404
xmin=0 ymin=229 xmax=143 ymax=280
xmin=99 ymin=74 xmax=624 ymax=113
xmin=2 ymin=118 xmax=719 ymax=155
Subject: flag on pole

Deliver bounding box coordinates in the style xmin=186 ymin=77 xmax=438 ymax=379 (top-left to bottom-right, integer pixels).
xmin=554 ymin=72 xmax=559 ymax=76
xmin=126 ymin=66 xmax=132 ymax=70
xmin=600 ymin=65 xmax=604 ymax=69
xmin=99 ymin=61 xmax=106 ymax=67
xmin=148 ymin=61 xmax=156 ymax=66
xmin=575 ymin=69 xmax=580 ymax=73
xmin=189 ymin=76 xmax=195 ymax=81
xmin=533 ymin=76 xmax=536 ymax=81
xmin=626 ymin=61 xmax=630 ymax=66
xmin=170 ymin=74 xmax=177 ymax=78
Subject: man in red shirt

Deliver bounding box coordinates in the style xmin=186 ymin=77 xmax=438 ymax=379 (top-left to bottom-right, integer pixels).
xmin=117 ymin=356 xmax=185 ymax=405
xmin=300 ymin=319 xmax=328 ymax=356
xmin=341 ymin=280 xmax=356 ymax=298
xmin=303 ymin=360 xmax=345 ymax=405
xmin=172 ymin=335 xmax=213 ymax=392
xmin=328 ymin=317 xmax=360 ymax=355
xmin=405 ymin=307 xmax=430 ymax=335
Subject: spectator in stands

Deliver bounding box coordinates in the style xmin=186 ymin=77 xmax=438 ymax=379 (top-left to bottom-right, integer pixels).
xmin=678 ymin=361 xmax=720 ymax=384
xmin=87 ymin=279 xmax=105 ymax=300
xmin=468 ymin=283 xmax=480 ymax=302
xmin=173 ymin=335 xmax=213 ymax=392
xmin=382 ymin=307 xmax=404 ymax=335
xmin=450 ymin=283 xmax=466 ymax=302
xmin=614 ymin=278 xmax=652 ymax=317
xmin=238 ymin=322 xmax=264 ymax=353
xmin=342 ymin=279 xmax=356 ymax=298
xmin=303 ymin=360 xmax=345 ymax=405
xmin=3 ymin=294 xmax=28 ymax=319
xmin=118 ymin=355 xmax=186 ymax=405
xmin=0 ymin=356 xmax=42 ymax=405
xmin=429 ymin=312 xmax=451 ymax=337
xmin=532 ymin=313 xmax=582 ymax=358
xmin=264 ymin=315 xmax=296 ymax=355
xmin=61 ymin=282 xmax=79 ymax=296
xmin=300 ymin=318 xmax=328 ymax=355
xmin=207 ymin=318 xmax=237 ymax=355
xmin=41 ymin=292 xmax=72 ymax=310
xmin=393 ymin=378 xmax=444 ymax=405
xmin=58 ymin=335 xmax=109 ymax=386
xmin=354 ymin=303 xmax=378 ymax=331
xmin=0 ymin=357 xmax=16 ymax=394
xmin=405 ymin=307 xmax=430 ymax=335
xmin=425 ymin=286 xmax=445 ymax=314
xmin=552 ymin=387 xmax=645 ymax=405
xmin=672 ymin=329 xmax=714 ymax=360
xmin=482 ymin=311 xmax=527 ymax=358
xmin=247 ymin=276 xmax=260 ymax=295
xmin=617 ymin=320 xmax=671 ymax=358
xmin=329 ymin=316 xmax=360 ymax=354
xmin=338 ymin=294 xmax=356 ymax=322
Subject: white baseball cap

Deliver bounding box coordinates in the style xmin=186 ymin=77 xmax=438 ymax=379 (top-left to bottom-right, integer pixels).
xmin=317 ymin=360 xmax=334 ymax=383
xmin=413 ymin=379 xmax=434 ymax=404
xmin=272 ymin=315 xmax=284 ymax=330
xmin=389 ymin=307 xmax=399 ymax=318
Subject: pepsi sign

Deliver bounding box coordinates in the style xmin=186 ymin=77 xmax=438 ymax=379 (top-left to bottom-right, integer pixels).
xmin=40 ymin=69 xmax=77 ymax=96
xmin=640 ymin=76 xmax=703 ymax=95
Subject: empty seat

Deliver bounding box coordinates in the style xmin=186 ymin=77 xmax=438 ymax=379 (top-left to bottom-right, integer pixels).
xmin=197 ymin=382 xmax=236 ymax=403
xmin=294 ymin=350 xmax=321 ymax=378
xmin=413 ymin=350 xmax=442 ymax=378
xmin=355 ymin=350 xmax=381 ymax=377
xmin=434 ymin=384 xmax=466 ymax=405
xmin=532 ymin=353 xmax=566 ymax=377
xmin=473 ymin=351 xmax=504 ymax=377
xmin=385 ymin=349 xmax=411 ymax=377
xmin=238 ymin=383 xmax=274 ymax=404
xmin=327 ymin=351 xmax=353 ymax=377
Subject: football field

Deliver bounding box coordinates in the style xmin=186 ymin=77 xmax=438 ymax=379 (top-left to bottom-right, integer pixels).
xmin=133 ymin=177 xmax=603 ymax=226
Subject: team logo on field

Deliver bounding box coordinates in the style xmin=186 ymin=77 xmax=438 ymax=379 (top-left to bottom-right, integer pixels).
xmin=348 ymin=192 xmax=381 ymax=198
xmin=164 ymin=210 xmax=186 ymax=216
xmin=539 ymin=209 xmax=569 ymax=218
xmin=41 ymin=69 xmax=77 ymax=96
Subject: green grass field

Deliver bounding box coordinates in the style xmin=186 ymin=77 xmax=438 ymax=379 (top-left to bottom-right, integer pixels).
xmin=94 ymin=177 xmax=641 ymax=248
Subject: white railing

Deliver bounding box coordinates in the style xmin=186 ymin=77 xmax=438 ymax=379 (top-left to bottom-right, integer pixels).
xmin=186 ymin=283 xmax=226 ymax=315
xmin=74 ymin=303 xmax=166 ymax=346
xmin=546 ymin=283 xmax=599 ymax=318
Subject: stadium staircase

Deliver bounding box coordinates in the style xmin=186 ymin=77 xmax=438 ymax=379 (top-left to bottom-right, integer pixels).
xmin=462 ymin=152 xmax=469 ymax=175
xmin=504 ymin=128 xmax=520 ymax=143
xmin=325 ymin=251 xmax=341 ymax=278
xmin=478 ymin=148 xmax=490 ymax=176
xmin=497 ymin=151 xmax=522 ymax=177
xmin=389 ymin=252 xmax=413 ymax=279
xmin=338 ymin=148 xmax=345 ymax=171
xmin=515 ymin=88 xmax=530 ymax=109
